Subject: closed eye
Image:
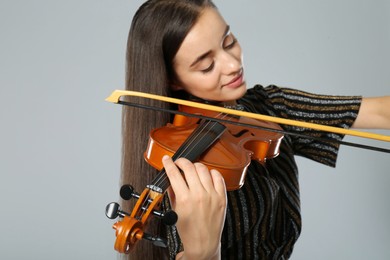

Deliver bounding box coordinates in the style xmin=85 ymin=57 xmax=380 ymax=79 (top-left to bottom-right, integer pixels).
xmin=223 ymin=32 xmax=237 ymax=49
xmin=201 ymin=62 xmax=215 ymax=73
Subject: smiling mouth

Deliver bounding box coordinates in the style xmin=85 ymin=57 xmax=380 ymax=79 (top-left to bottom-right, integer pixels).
xmin=223 ymin=69 xmax=244 ymax=88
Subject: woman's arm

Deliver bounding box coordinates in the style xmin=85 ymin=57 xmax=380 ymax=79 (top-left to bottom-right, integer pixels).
xmin=352 ymin=96 xmax=390 ymax=129
xmin=162 ymin=155 xmax=227 ymax=260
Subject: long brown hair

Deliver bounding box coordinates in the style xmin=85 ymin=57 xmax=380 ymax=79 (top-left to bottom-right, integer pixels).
xmin=121 ymin=0 xmax=216 ymax=259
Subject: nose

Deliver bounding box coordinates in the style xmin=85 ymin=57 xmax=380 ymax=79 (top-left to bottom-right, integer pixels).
xmin=219 ymin=51 xmax=242 ymax=75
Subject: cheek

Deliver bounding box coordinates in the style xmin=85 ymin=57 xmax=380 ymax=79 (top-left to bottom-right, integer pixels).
xmin=173 ymin=65 xmax=222 ymax=96
xmin=183 ymin=73 xmax=221 ymax=92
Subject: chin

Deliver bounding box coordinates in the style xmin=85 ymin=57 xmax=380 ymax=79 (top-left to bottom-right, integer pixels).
xmin=225 ymin=82 xmax=248 ymax=101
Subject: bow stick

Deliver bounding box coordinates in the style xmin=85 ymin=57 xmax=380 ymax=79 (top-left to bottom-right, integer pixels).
xmin=106 ymin=89 xmax=390 ymax=144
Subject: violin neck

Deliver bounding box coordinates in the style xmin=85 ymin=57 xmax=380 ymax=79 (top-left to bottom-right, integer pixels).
xmin=149 ymin=119 xmax=227 ymax=192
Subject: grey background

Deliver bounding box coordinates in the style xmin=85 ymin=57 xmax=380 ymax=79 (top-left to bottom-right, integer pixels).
xmin=1 ymin=0 xmax=389 ymax=259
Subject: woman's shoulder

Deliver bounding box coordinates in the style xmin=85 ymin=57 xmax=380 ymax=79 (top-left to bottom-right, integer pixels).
xmin=243 ymin=84 xmax=288 ymax=100
xmin=238 ymin=84 xmax=280 ymax=116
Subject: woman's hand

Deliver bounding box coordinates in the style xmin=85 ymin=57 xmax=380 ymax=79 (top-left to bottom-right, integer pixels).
xmin=162 ymin=155 xmax=227 ymax=260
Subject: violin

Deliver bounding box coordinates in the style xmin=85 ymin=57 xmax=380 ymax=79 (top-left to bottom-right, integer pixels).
xmin=105 ymin=100 xmax=283 ymax=253
xmin=105 ymin=90 xmax=390 ymax=254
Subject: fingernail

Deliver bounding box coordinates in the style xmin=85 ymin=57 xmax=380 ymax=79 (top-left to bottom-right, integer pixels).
xmin=162 ymin=155 xmax=170 ymax=161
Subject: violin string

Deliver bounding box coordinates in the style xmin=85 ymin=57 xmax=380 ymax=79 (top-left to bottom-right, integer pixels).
xmin=138 ymin=113 xmax=228 ymax=220
xmin=152 ymin=112 xmax=229 ymax=190
xmin=150 ymin=112 xmax=228 ymax=194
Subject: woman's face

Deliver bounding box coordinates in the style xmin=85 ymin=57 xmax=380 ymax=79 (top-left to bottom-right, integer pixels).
xmin=172 ymin=7 xmax=246 ymax=103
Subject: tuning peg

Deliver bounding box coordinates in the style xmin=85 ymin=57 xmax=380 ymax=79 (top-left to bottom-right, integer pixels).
xmin=163 ymin=210 xmax=178 ymax=226
xmin=105 ymin=202 xmax=130 ymax=219
xmin=120 ymin=185 xmax=140 ymax=200
xmin=143 ymin=233 xmax=168 ymax=248
xmin=121 ymin=185 xmax=178 ymax=225
xmin=153 ymin=210 xmax=178 ymax=226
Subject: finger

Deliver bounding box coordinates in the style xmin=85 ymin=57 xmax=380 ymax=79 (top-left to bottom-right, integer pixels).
xmin=193 ymin=162 xmax=215 ymax=192
xmin=210 ymin=169 xmax=227 ymax=198
xmin=173 ymin=158 xmax=203 ymax=191
xmin=162 ymin=155 xmax=189 ymax=194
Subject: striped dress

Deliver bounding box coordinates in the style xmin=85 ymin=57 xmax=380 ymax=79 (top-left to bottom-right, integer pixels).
xmin=165 ymin=85 xmax=362 ymax=259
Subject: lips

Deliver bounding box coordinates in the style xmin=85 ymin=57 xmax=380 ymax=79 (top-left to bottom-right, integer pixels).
xmin=223 ymin=70 xmax=244 ymax=89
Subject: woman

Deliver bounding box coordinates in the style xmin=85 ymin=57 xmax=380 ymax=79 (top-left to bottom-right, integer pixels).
xmin=121 ymin=0 xmax=390 ymax=259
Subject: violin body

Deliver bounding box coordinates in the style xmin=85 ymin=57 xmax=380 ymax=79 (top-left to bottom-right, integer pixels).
xmin=144 ymin=105 xmax=284 ymax=191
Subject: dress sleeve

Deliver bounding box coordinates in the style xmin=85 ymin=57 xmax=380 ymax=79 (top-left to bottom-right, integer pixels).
xmin=162 ymin=195 xmax=183 ymax=260
xmin=239 ymin=85 xmax=362 ymax=167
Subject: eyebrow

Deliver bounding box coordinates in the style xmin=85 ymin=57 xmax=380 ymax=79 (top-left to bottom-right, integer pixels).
xmin=189 ymin=25 xmax=231 ymax=68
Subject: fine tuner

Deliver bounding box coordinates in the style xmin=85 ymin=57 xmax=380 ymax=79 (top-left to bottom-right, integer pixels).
xmin=105 ymin=185 xmax=178 ymax=251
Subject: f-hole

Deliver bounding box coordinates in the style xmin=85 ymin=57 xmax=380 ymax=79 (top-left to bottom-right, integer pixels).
xmin=228 ymin=129 xmax=253 ymax=138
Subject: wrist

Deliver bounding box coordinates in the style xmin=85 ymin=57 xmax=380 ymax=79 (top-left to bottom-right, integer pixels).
xmin=176 ymin=243 xmax=221 ymax=260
